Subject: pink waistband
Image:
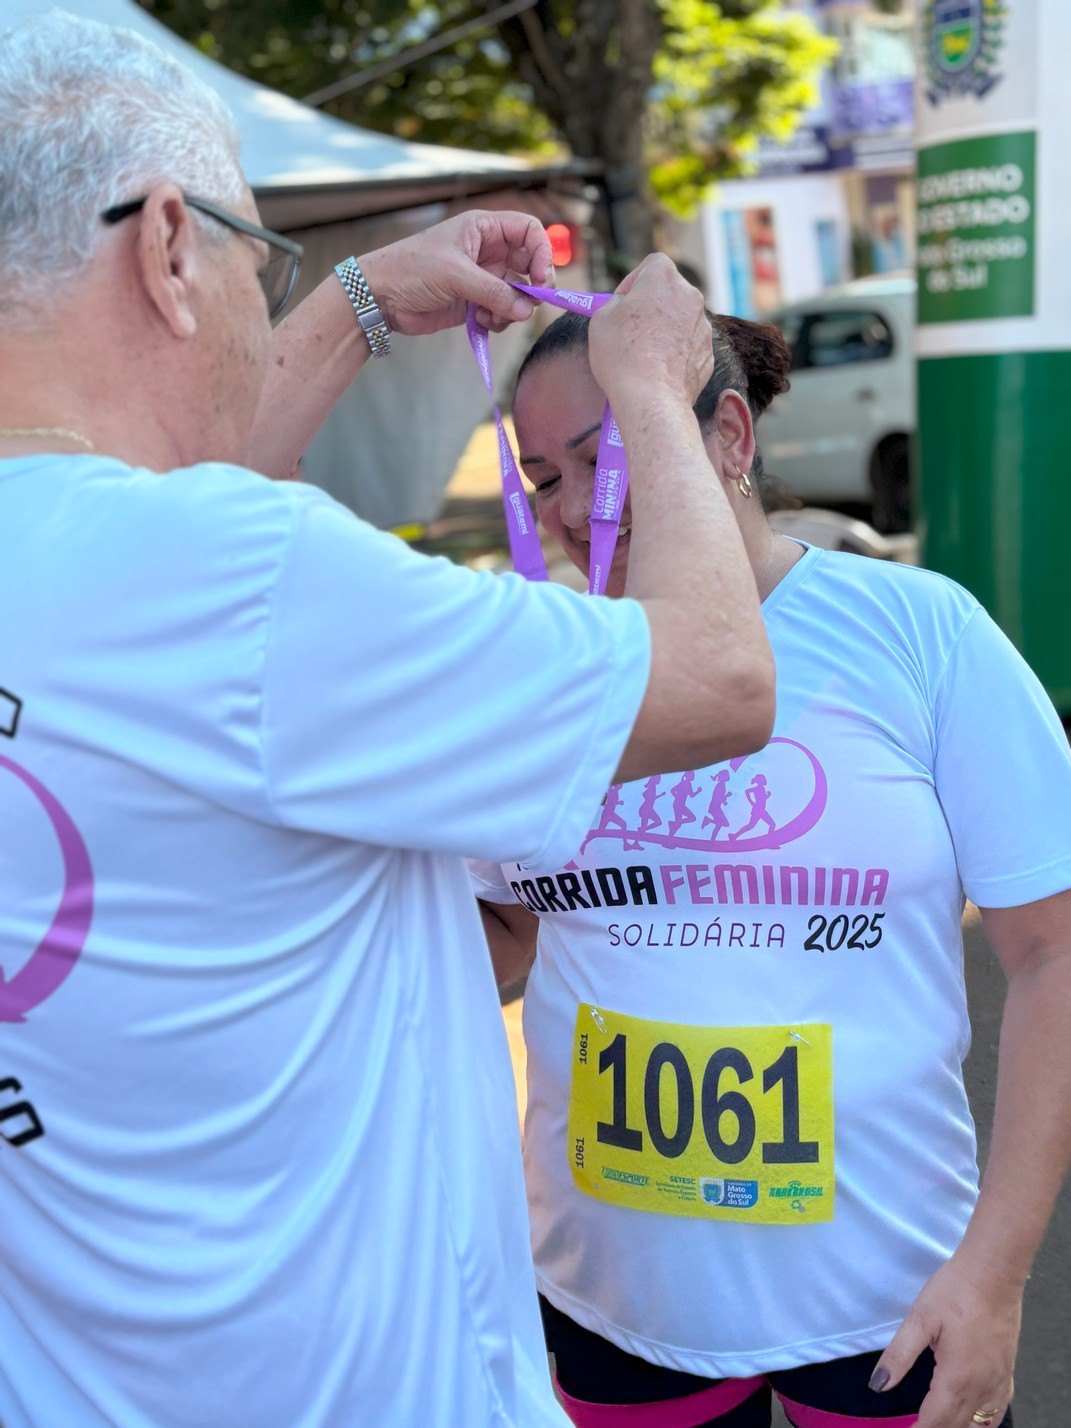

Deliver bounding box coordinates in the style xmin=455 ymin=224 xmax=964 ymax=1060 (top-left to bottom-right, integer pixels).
xmin=554 ymin=1374 xmax=766 ymax=1428
xmin=775 ymin=1392 xmax=919 ymax=1428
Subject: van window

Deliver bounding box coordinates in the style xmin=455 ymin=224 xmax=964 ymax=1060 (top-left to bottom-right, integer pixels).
xmin=771 ymin=310 xmax=802 ymax=350
xmin=792 ymin=310 xmax=893 ymax=370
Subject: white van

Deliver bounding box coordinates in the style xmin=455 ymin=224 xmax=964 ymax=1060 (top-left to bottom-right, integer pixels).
xmin=758 ymin=276 xmax=915 ymax=531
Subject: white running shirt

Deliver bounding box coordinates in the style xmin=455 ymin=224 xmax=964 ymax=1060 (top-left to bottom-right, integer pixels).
xmin=474 ymin=546 xmax=1071 ymax=1378
xmin=0 ymin=454 xmax=651 ymax=1428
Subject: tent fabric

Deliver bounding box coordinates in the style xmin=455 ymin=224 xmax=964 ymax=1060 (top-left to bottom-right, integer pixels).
xmin=4 ymin=0 xmax=539 ymax=227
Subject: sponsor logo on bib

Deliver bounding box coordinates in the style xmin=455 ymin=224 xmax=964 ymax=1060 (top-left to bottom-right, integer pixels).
xmin=700 ymin=1177 xmax=759 ymax=1209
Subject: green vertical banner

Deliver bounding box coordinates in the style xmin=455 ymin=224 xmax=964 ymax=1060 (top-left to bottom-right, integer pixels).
xmin=916 ymin=0 xmax=1071 ymax=712
xmin=917 ymin=129 xmax=1035 ymax=322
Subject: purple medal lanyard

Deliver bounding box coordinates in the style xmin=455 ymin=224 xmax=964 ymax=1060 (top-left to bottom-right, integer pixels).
xmin=466 ymin=284 xmax=628 ymax=596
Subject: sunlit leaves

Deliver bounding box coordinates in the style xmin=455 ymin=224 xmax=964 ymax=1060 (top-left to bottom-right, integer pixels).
xmin=649 ymin=0 xmax=837 ymax=215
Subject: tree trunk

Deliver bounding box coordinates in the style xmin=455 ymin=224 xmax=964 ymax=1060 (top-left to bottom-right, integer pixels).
xmin=494 ymin=0 xmax=663 ymax=276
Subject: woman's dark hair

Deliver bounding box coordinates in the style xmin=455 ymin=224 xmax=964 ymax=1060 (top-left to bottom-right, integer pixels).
xmin=516 ymin=307 xmax=797 ymax=507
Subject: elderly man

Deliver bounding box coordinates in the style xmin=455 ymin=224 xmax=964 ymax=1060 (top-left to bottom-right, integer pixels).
xmin=0 ymin=13 xmax=773 ymax=1428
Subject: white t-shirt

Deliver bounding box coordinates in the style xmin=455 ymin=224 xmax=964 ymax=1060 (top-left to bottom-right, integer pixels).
xmin=473 ymin=546 xmax=1071 ymax=1379
xmin=0 ymin=454 xmax=651 ymax=1428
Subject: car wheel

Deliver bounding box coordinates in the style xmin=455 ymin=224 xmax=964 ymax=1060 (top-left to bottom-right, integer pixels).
xmin=870 ymin=434 xmax=911 ymax=533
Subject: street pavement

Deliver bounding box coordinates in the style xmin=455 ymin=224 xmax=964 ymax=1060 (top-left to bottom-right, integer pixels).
xmin=501 ymin=904 xmax=1070 ymax=1425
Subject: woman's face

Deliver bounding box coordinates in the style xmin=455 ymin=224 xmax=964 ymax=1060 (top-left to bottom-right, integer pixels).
xmin=513 ymin=349 xmax=633 ymax=599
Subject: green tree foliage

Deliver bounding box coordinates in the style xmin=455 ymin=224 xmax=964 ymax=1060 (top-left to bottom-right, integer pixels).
xmin=135 ymin=0 xmax=835 ymax=260
xmin=650 ymin=1 xmax=838 ymax=217
xmin=134 ymin=1 xmax=561 ymax=151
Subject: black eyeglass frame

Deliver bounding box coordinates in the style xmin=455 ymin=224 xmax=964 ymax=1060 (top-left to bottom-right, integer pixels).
xmin=101 ymin=192 xmax=303 ymax=319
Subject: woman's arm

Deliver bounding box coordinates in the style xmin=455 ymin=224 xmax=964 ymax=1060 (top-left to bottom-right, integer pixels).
xmin=871 ymin=887 xmax=1071 ymax=1427
xmin=959 ymin=891 xmax=1071 ymax=1288
xmin=479 ymin=898 xmax=539 ymax=990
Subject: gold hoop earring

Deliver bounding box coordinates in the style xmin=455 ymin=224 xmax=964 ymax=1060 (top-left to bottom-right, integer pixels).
xmin=736 ymin=466 xmax=753 ymax=500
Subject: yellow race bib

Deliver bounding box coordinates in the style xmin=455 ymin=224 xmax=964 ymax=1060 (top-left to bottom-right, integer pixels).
xmin=567 ymin=1005 xmax=834 ymax=1224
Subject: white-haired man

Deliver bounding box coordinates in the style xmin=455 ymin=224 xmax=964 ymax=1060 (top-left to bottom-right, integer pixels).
xmin=0 ymin=13 xmax=774 ymax=1428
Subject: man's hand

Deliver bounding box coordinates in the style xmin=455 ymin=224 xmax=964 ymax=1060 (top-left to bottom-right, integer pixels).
xmin=357 ymin=211 xmax=554 ymax=337
xmin=589 ymin=254 xmax=712 ymax=415
xmin=869 ymin=1254 xmax=1018 ymax=1427
xmin=251 ymin=210 xmax=553 ymax=476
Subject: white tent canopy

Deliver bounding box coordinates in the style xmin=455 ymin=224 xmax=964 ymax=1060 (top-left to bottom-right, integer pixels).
xmin=5 ymin=0 xmax=546 ymax=227
xmin=4 ymin=0 xmax=583 ymax=523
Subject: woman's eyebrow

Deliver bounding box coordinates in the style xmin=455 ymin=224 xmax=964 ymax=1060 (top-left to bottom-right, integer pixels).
xmin=566 ymin=422 xmax=603 ymax=451
xmin=520 ymin=421 xmax=603 ymax=466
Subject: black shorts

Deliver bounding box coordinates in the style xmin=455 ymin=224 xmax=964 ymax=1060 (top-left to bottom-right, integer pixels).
xmin=539 ymin=1295 xmax=1013 ymax=1428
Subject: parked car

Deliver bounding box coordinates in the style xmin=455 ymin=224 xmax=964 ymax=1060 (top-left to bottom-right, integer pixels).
xmin=759 ymin=275 xmax=915 ymax=532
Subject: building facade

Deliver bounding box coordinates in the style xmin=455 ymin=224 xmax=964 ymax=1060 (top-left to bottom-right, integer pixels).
xmin=697 ymin=0 xmax=917 ymax=316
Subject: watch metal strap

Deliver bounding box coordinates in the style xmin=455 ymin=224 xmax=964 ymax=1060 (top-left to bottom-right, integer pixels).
xmin=334 ymin=257 xmax=392 ymax=358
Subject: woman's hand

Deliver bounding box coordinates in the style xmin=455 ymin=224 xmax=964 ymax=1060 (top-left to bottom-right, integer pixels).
xmin=588 ymin=255 xmax=711 ymax=414
xmin=869 ymin=1252 xmax=1019 ymax=1426
xmin=357 ymin=210 xmax=554 ymax=336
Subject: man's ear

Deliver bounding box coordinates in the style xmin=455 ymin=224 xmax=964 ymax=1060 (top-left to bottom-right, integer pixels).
xmin=135 ymin=184 xmax=199 ymax=339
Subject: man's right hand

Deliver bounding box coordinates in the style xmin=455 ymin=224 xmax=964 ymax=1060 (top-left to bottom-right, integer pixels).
xmin=589 ymin=255 xmax=713 ymax=416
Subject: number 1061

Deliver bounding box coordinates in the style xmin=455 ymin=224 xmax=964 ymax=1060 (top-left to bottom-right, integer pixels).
xmin=596 ymin=1035 xmax=819 ymax=1166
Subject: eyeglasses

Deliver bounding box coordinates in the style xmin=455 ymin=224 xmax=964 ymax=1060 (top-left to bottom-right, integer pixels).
xmin=101 ymin=192 xmax=303 ymax=320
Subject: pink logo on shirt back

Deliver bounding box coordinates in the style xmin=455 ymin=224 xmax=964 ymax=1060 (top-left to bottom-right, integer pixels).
xmin=581 ymin=738 xmax=827 ymax=855
xmin=0 ymin=756 xmax=93 ymax=1023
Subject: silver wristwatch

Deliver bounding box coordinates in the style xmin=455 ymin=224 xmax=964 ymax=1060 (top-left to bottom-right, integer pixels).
xmin=334 ymin=257 xmax=392 ymax=358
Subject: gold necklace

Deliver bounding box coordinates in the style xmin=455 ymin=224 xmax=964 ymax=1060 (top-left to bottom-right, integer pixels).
xmin=0 ymin=426 xmax=96 ymax=451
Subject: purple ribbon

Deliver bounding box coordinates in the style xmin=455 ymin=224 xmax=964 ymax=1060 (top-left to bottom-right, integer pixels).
xmin=466 ymin=283 xmax=628 ymax=596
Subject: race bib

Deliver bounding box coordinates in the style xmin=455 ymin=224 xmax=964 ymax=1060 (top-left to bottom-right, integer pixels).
xmin=567 ymin=1005 xmax=834 ymax=1224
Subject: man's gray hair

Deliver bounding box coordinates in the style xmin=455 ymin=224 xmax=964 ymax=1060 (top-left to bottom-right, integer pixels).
xmin=0 ymin=10 xmax=245 ymax=316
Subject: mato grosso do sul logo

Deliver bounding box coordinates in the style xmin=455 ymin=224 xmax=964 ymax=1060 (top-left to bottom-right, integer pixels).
xmin=922 ymin=0 xmax=1009 ymax=106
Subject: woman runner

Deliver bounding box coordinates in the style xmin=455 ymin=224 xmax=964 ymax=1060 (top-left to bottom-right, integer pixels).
xmin=474 ymin=308 xmax=1071 ymax=1428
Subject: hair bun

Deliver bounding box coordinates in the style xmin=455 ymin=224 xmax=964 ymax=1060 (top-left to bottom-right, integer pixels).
xmin=712 ymin=315 xmax=792 ymax=417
